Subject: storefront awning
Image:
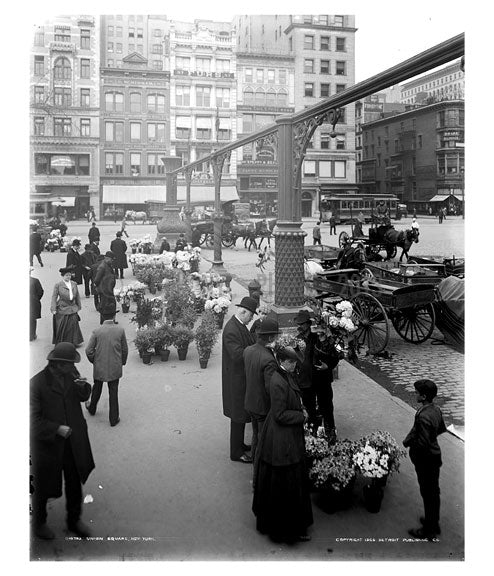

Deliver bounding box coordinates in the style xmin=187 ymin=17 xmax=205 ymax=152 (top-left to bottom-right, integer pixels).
xmin=103 ymin=185 xmax=166 ymax=204
xmin=51 ymin=197 xmax=76 ymax=207
xmin=429 ymin=194 xmax=462 ymax=202
xmin=177 ymin=185 xmax=239 ymax=204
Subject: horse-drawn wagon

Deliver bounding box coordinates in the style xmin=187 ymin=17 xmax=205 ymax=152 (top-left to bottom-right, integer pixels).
xmin=307 ymin=267 xmax=436 ymax=354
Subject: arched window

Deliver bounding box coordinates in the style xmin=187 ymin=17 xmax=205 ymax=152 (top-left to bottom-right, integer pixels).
xmin=54 ymin=57 xmax=71 ymax=80
xmin=266 ymin=89 xmax=276 ymax=107
xmin=277 ymin=89 xmax=288 ymax=107
xmin=243 ymin=88 xmax=254 ymax=105
xmin=255 ymin=89 xmax=265 ymax=107
xmin=130 ymin=92 xmax=141 ymax=113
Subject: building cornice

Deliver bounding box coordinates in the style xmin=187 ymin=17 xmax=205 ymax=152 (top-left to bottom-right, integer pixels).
xmin=285 ymin=23 xmax=357 ymax=34
xmin=236 ymin=52 xmax=295 ymax=62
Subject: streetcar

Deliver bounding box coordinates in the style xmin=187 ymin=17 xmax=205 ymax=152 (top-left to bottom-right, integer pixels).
xmin=319 ymin=194 xmax=400 ymax=224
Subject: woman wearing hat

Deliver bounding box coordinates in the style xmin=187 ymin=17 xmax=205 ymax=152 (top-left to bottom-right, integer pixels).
xmin=253 ymin=340 xmax=313 ymax=543
xmin=66 ymin=239 xmax=84 ymax=285
xmin=50 ymin=267 xmax=83 ymax=346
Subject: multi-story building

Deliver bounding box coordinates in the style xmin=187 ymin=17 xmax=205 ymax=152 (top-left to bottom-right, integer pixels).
xmin=359 ymin=100 xmax=464 ymax=213
xmin=30 ymin=15 xmax=100 ymax=220
xmin=401 ymin=60 xmax=464 ymax=105
xmin=234 ymin=14 xmax=357 ymax=216
xmin=235 ymin=51 xmax=295 ymax=215
xmin=99 ymin=15 xmax=170 ymax=218
xmin=168 ymin=20 xmax=238 ymax=205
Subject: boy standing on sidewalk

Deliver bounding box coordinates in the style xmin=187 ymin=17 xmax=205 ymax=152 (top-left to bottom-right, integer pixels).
xmin=403 ymin=379 xmax=447 ymax=541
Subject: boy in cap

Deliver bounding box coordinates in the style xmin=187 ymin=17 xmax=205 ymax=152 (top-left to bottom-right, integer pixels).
xmin=403 ymin=379 xmax=447 ymax=541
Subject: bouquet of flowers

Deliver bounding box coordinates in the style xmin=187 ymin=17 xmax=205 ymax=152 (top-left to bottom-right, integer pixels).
xmin=312 ymin=300 xmax=358 ymax=360
xmin=204 ymin=294 xmax=231 ymax=316
xmin=268 ymin=333 xmax=306 ymax=357
xmin=353 ymin=431 xmax=406 ymax=479
xmin=45 ymin=229 xmax=62 ymax=251
xmin=305 ymin=425 xmax=331 ymax=460
xmin=309 ymin=439 xmax=360 ymax=491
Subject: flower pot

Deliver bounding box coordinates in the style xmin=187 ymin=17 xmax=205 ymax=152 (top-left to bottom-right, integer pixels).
xmin=363 ymin=479 xmax=385 ymax=513
xmin=149 ymin=284 xmax=156 ymax=294
xmin=315 ymin=477 xmax=355 ymax=514
xmin=215 ymin=312 xmax=225 ymax=329
xmin=190 ymin=260 xmax=199 ymax=273
xmin=199 ymin=357 xmax=209 ymax=369
xmin=177 ymin=347 xmax=188 ymax=361
xmin=160 ymin=349 xmax=170 ymax=362
xmin=142 ymin=351 xmax=153 ymax=365
xmin=122 ymin=303 xmax=130 ymax=313
xmin=132 ymin=248 xmax=137 ymax=254
xmin=154 ymin=345 xmax=162 ymax=356
xmin=138 ymin=349 xmax=143 ymax=358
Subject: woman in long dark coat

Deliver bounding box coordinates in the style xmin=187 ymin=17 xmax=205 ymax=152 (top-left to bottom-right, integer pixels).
xmin=66 ymin=239 xmax=84 ymax=285
xmin=253 ymin=345 xmax=313 ymax=543
xmin=30 ymin=269 xmax=44 ymax=341
xmin=51 ymin=267 xmax=83 ymax=346
xmin=110 ymin=231 xmax=128 ymax=279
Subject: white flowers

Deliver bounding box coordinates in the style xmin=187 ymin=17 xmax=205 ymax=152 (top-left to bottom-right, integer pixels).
xmin=353 ymin=443 xmax=388 ymax=479
xmin=205 ymin=294 xmax=231 ymax=314
xmin=339 ymin=316 xmax=356 ymax=332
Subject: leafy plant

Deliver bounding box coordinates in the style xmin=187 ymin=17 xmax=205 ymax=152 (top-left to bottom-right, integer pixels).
xmin=353 ymin=431 xmax=406 ymax=478
xmin=134 ymin=328 xmax=156 ymax=353
xmin=164 ymin=282 xmax=197 ymax=327
xmin=309 ymin=439 xmax=360 ymax=491
xmin=131 ymin=298 xmax=155 ymax=329
xmin=195 ymin=311 xmax=219 ymax=358
xmin=154 ymin=323 xmax=173 ymax=350
xmin=171 ymin=324 xmax=194 ymax=350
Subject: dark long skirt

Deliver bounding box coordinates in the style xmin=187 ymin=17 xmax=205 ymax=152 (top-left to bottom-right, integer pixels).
xmin=52 ymin=313 xmax=83 ymax=345
xmin=253 ymin=458 xmax=313 ymax=542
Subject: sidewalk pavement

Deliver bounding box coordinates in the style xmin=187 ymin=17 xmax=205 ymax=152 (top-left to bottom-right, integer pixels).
xmin=30 ymin=274 xmax=464 ymax=561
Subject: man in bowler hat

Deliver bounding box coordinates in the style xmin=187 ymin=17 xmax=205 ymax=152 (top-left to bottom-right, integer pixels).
xmin=30 ymin=342 xmax=95 ymax=540
xmin=222 ymin=296 xmax=257 ymax=463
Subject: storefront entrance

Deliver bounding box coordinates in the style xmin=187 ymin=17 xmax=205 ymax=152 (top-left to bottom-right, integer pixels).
xmin=302 ymin=192 xmax=313 ymax=217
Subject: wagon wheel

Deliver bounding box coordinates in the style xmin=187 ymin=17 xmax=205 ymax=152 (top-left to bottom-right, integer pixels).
xmin=391 ymin=303 xmax=436 ymax=344
xmin=388 ymin=245 xmax=397 ymax=259
xmin=339 ymin=231 xmax=350 ymax=248
xmin=205 ymin=233 xmax=215 ymax=249
xmin=351 ymin=292 xmax=390 ymax=354
xmin=199 ymin=233 xmax=209 ymax=246
xmin=221 ymin=233 xmax=236 ymax=248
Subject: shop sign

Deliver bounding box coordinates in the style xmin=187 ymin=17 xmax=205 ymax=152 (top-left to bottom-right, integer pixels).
xmin=174 ymin=70 xmax=234 ymax=78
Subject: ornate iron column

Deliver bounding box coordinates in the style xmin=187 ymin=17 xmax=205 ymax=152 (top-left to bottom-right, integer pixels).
xmin=184 ymin=167 xmax=193 ymax=242
xmin=209 ymin=150 xmax=231 ymax=274
xmin=156 ymin=156 xmax=187 ymax=248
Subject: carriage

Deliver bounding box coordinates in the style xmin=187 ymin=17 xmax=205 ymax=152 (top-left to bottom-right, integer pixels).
xmin=306 ymin=267 xmax=437 ymax=354
xmin=193 ymin=217 xmax=277 ymax=249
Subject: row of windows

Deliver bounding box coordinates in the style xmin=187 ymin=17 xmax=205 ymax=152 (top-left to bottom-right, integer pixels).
xmin=173 ymin=127 xmax=231 ymax=141
xmin=105 ymin=121 xmax=166 ymax=143
xmin=294 ymin=15 xmax=346 ymax=27
xmin=105 ymin=91 xmax=166 ymax=113
xmin=175 ymin=57 xmax=231 ymax=73
xmin=107 ymin=59 xmax=163 ymax=70
xmin=107 ymin=42 xmax=162 ymax=54
xmin=302 ymin=34 xmax=346 ymax=52
xmin=105 ymin=152 xmax=167 ymax=175
xmin=363 ymin=136 xmax=423 ymax=157
xmin=403 ymin=73 xmax=463 ymax=96
xmin=304 ymin=82 xmax=347 ymax=99
xmin=303 ymin=59 xmax=346 ymax=75
xmin=174 ymin=86 xmax=231 ymax=108
xmin=243 ymin=67 xmax=286 ymax=84
xmin=34 ymin=86 xmax=92 ymax=108
xmin=34 ymin=56 xmax=91 ymax=79
xmin=303 ymin=159 xmax=347 ymax=178
xmin=242 ymin=88 xmax=288 ymax=107
xmin=33 ymin=117 xmax=92 ymax=137
xmin=34 ymin=153 xmax=90 ymax=175
xmin=34 ymin=27 xmax=92 ymax=49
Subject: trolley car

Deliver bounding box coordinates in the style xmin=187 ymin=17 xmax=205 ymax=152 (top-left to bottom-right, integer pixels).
xmin=320 ymin=194 xmax=400 ymax=224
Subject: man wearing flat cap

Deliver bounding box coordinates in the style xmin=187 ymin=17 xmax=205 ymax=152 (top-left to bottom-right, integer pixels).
xmin=243 ymin=317 xmax=280 ymax=465
xmin=94 ymin=251 xmax=117 ymax=324
xmin=222 ymin=296 xmax=257 ymax=463
xmin=30 ymin=342 xmax=95 ymax=540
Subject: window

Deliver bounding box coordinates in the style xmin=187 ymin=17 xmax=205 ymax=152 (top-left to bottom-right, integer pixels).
xmin=175 ymin=124 xmax=190 ymax=139
xmin=80 ymin=88 xmax=90 ymax=107
xmin=116 ymin=26 xmax=122 ymax=37
xmin=129 ymin=92 xmax=141 ymax=113
xmin=175 ymin=86 xmax=190 ymax=107
xmin=304 ymin=83 xmax=314 ymax=97
xmin=217 ymin=128 xmax=231 ymax=141
xmin=319 ymin=15 xmax=328 ymax=25
xmin=243 ymin=114 xmax=253 ymax=133
xmin=129 ymin=27 xmax=135 ymax=38
xmin=154 ymin=28 xmax=163 ymax=37
xmin=319 ymin=161 xmax=331 ymax=177
xmin=196 ymin=117 xmax=212 ymax=140
xmin=255 ymin=89 xmax=265 ymax=106
xmin=196 ymin=86 xmax=211 ymax=107
xmin=336 ymin=37 xmax=346 ymax=51
xmin=107 ymin=25 xmax=114 ymax=35
xmin=418 ymin=135 xmax=422 ymax=148
xmin=147 ymin=93 xmax=165 ymax=113
xmin=34 ymin=56 xmax=44 ymax=76
xmin=54 ymin=57 xmax=71 ymax=80
xmin=107 ymin=59 xmax=114 ymax=67
xmin=336 ymin=61 xmax=346 ymax=75
xmin=267 ymin=69 xmax=275 ymax=83
xmin=244 ymin=88 xmax=254 ymax=105
xmin=137 ymin=28 xmax=143 ymax=38
xmin=320 ymin=83 xmax=330 ymax=97
xmin=137 ymin=44 xmax=143 ymax=54
xmin=35 ymin=154 xmax=49 ymax=174
xmin=106 ymin=122 xmax=123 ymax=142
xmin=277 ymin=89 xmax=288 ymax=106
xmin=256 ymin=69 xmax=264 ymax=83
xmin=34 ymin=86 xmax=45 ymax=104
xmin=266 ymin=90 xmax=276 ymax=107
xmin=34 ymin=117 xmax=45 ymax=136
xmin=279 ymin=69 xmax=287 ymax=84
xmin=34 ymin=28 xmax=44 ymax=46
xmin=80 ymin=59 xmax=90 ymax=78
xmin=334 ymin=15 xmax=344 ymax=27
xmin=152 ymin=60 xmax=163 ymax=70
xmin=80 ymin=118 xmax=90 ymax=137
xmin=54 ymin=25 xmax=70 ymax=42
xmin=152 ymin=44 xmax=162 ymax=54
xmin=334 ymin=160 xmax=346 ymax=178
xmin=147 ymin=123 xmax=165 ymax=142
xmin=394 ymin=139 xmax=399 ymax=152
xmin=216 ymin=59 xmax=230 ymax=73
xmin=54 ymin=117 xmax=72 ymax=136
xmin=216 ymin=87 xmax=230 ymax=108
xmin=320 ymin=60 xmax=330 ymax=74
xmin=320 ymin=36 xmax=330 ymax=51
xmin=302 ymin=59 xmax=314 ymax=74
xmin=116 ymin=43 xmax=122 ymax=54
xmin=147 ymin=154 xmax=165 ymax=175
xmin=304 ymin=35 xmax=314 ymax=50
xmin=130 ymin=122 xmax=141 ymax=141
xmin=80 ymin=29 xmax=90 ymax=50
xmin=196 ymin=57 xmax=211 ymax=72
xmin=336 ymin=135 xmax=346 ymax=150
xmin=304 ymin=160 xmax=316 ymax=176
xmin=54 ymin=87 xmax=71 ymax=107
xmin=129 ymin=44 xmax=135 ymax=52
xmin=130 ymin=153 xmax=141 ymax=175
xmin=108 ymin=42 xmax=114 ymax=52
xmin=336 ymin=84 xmax=346 ymax=93
xmin=105 ymin=91 xmax=124 ymax=112
xmin=303 ymin=15 xmax=312 ymax=24
xmin=244 ymin=68 xmax=253 ymax=82
xmin=289 ymin=37 xmax=292 ymax=51
xmin=176 ymin=56 xmax=190 ymax=70
xmin=105 ymin=152 xmax=123 ymax=175
xmin=320 ymin=134 xmax=330 ymax=149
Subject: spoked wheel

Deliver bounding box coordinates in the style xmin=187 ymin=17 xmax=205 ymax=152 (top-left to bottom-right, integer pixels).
xmin=391 ymin=303 xmax=436 ymax=344
xmin=339 ymin=231 xmax=350 ymax=248
xmin=205 ymin=234 xmax=215 ymax=249
xmin=387 ymin=245 xmax=397 ymax=259
xmin=351 ymin=293 xmax=390 ymax=354
xmin=221 ymin=233 xmax=236 ymax=248
xmin=199 ymin=233 xmax=208 ymax=246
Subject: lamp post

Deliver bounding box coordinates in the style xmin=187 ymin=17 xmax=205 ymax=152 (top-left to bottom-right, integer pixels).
xmin=460 ymin=167 xmax=465 ymax=219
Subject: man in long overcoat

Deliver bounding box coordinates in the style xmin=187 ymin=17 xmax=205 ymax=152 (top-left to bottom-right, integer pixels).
xmin=94 ymin=251 xmax=117 ymax=323
xmin=30 ymin=342 xmax=95 ymax=540
xmin=110 ymin=231 xmax=128 ymax=279
xmin=243 ymin=317 xmax=279 ymax=464
xmin=30 ymin=227 xmax=44 ymax=267
xmin=88 ymin=222 xmax=100 ymax=244
xmin=85 ymin=304 xmax=128 ymax=427
xmin=222 ymin=296 xmax=257 ymax=463
xmin=30 ymin=269 xmax=44 ymax=341
xmin=66 ymin=239 xmax=84 ymax=285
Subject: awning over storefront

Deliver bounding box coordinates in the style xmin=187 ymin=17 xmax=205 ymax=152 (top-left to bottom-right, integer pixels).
xmin=177 ymin=185 xmax=239 ymax=204
xmin=429 ymin=194 xmax=462 ymax=202
xmin=102 ymin=185 xmax=166 ymax=204
xmin=51 ymin=197 xmax=76 ymax=206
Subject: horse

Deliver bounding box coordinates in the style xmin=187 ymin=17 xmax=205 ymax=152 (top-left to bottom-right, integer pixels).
xmin=382 ymin=227 xmax=419 ymax=261
xmin=125 ymin=210 xmax=147 ymax=224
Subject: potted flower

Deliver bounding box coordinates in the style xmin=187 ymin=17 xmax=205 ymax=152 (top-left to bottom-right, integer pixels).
xmin=131 ymin=298 xmax=156 ymax=329
xmin=194 ymin=311 xmax=219 ymax=368
xmin=155 ymin=323 xmax=173 ymax=362
xmin=353 ymin=431 xmax=406 ymax=513
xmin=204 ymin=292 xmax=231 ymax=329
xmin=134 ymin=327 xmax=155 ymax=364
xmin=129 ymin=239 xmax=139 ymax=254
xmin=171 ymin=324 xmax=194 ymax=361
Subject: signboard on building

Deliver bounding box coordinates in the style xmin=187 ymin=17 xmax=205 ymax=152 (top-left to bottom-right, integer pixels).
xmin=249 ymin=176 xmax=278 ymax=189
xmin=173 ymin=70 xmax=235 ymax=78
